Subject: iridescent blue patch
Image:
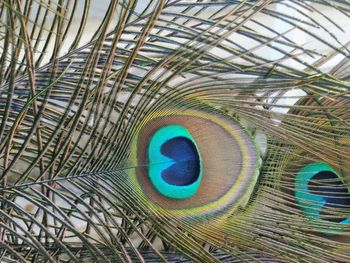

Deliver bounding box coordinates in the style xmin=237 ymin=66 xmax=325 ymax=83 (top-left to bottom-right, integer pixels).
xmin=308 ymin=171 xmax=350 ymax=223
xmin=148 ymin=125 xmax=202 ymax=199
xmin=161 ymin=137 xmax=200 ymax=186
xmin=295 ymin=162 xmax=350 ymax=224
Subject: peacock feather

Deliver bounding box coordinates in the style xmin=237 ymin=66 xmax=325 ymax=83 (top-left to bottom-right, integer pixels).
xmin=0 ymin=0 xmax=350 ymax=262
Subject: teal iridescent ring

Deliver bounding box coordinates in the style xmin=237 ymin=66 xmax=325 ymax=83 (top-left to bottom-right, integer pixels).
xmin=295 ymin=162 xmax=350 ymax=224
xmin=148 ymin=125 xmax=202 ymax=199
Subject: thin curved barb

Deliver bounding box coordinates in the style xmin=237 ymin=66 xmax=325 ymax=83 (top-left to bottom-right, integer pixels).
xmin=0 ymin=0 xmax=350 ymax=262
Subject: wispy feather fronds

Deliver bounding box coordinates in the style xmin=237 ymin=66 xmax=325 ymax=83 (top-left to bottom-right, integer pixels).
xmin=0 ymin=1 xmax=350 ymax=262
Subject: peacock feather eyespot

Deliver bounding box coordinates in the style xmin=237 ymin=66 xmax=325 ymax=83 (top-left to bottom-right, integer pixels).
xmin=295 ymin=162 xmax=350 ymax=225
xmin=129 ymin=108 xmax=261 ymax=220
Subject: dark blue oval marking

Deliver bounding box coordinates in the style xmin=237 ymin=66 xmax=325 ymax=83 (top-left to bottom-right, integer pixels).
xmin=295 ymin=162 xmax=350 ymax=225
xmin=308 ymin=171 xmax=350 ymax=223
xmin=161 ymin=137 xmax=200 ymax=186
xmin=148 ymin=125 xmax=202 ymax=199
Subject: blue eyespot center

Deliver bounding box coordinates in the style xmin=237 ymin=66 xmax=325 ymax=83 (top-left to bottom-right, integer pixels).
xmin=148 ymin=125 xmax=202 ymax=199
xmin=161 ymin=137 xmax=200 ymax=186
xmin=308 ymin=171 xmax=350 ymax=223
xmin=295 ymin=162 xmax=350 ymax=224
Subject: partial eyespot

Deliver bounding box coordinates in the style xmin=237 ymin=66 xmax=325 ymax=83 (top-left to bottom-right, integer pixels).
xmin=262 ymin=96 xmax=350 ymax=240
xmin=295 ymin=162 xmax=350 ymax=224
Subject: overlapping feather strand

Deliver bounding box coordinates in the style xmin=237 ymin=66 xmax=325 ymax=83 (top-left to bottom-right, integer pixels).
xmin=0 ymin=0 xmax=350 ymax=262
